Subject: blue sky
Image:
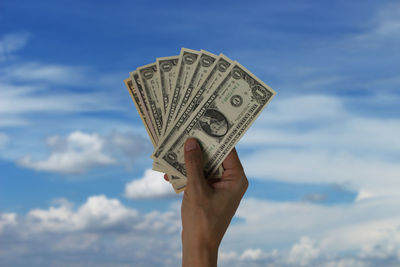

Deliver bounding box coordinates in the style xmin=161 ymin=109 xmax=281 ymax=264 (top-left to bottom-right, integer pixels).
xmin=1 ymin=0 xmax=400 ymax=266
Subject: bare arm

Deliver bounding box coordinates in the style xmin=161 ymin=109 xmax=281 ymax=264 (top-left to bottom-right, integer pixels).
xmin=179 ymin=138 xmax=248 ymax=267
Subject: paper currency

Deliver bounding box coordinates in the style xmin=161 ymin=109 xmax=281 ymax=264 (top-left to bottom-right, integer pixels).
xmin=153 ymin=55 xmax=234 ymax=161
xmin=124 ymin=78 xmax=158 ymax=146
xmin=125 ymin=48 xmax=276 ymax=193
xmin=172 ymin=50 xmax=219 ymax=123
xmin=152 ymin=61 xmax=276 ymax=178
xmin=157 ymin=56 xmax=179 ymax=117
xmin=134 ymin=64 xmax=164 ymax=137
xmin=162 ymin=48 xmax=200 ymax=135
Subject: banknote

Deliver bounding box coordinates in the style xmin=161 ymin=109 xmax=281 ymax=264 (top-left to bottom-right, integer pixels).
xmin=162 ymin=48 xmax=200 ymax=136
xmin=125 ymin=48 xmax=277 ymax=193
xmin=133 ymin=63 xmax=163 ymax=137
xmin=127 ymin=72 xmax=187 ymax=192
xmin=153 ymin=55 xmax=234 ymax=162
xmin=157 ymin=56 xmax=179 ymax=117
xmin=124 ymin=78 xmax=158 ymax=146
xmin=153 ymin=61 xmax=276 ymax=178
xmin=172 ymin=50 xmax=219 ymax=124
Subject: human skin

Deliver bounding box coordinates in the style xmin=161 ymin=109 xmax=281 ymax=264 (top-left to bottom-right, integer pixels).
xmin=165 ymin=138 xmax=248 ymax=267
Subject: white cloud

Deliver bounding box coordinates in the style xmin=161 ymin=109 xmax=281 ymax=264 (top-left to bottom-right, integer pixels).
xmin=124 ymin=169 xmax=175 ymax=199
xmin=0 ymin=195 xmax=181 ymax=266
xmin=225 ymin=197 xmax=400 ymax=256
xmin=289 ymin=236 xmax=320 ymax=266
xmin=355 ymin=190 xmax=376 ymax=202
xmin=0 ymin=62 xmax=88 ymax=85
xmin=3 ymin=195 xmax=400 ymax=266
xmin=23 ymin=195 xmax=181 ymax=238
xmin=243 ymin=148 xmax=400 ymax=196
xmin=240 ymin=94 xmax=400 ymax=198
xmin=0 ymin=82 xmax=121 ymax=117
xmin=0 ymin=213 xmax=17 ymax=233
xmin=0 ymin=33 xmax=124 ymax=130
xmin=18 ymin=131 xmax=116 ymax=174
xmin=17 ymin=131 xmax=151 ymax=174
xmin=218 ymin=248 xmax=279 ymax=266
xmin=27 ymin=195 xmax=140 ymax=232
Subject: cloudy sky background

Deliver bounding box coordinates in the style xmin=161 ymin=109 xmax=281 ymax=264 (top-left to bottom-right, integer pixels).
xmin=1 ymin=0 xmax=400 ymax=266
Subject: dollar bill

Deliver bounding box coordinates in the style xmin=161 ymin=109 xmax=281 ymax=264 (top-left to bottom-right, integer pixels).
xmin=157 ymin=56 xmax=179 ymax=117
xmin=124 ymin=78 xmax=158 ymax=146
xmin=153 ymin=54 xmax=234 ymax=162
xmin=133 ymin=63 xmax=163 ymax=138
xmin=172 ymin=50 xmax=218 ymax=124
xmin=129 ymin=70 xmax=185 ymax=190
xmin=162 ymin=48 xmax=200 ymax=136
xmin=153 ymin=61 xmax=276 ymax=178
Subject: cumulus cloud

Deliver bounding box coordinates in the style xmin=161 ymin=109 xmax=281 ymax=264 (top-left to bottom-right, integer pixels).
xmin=0 ymin=195 xmax=181 ymax=266
xmin=17 ymin=131 xmax=151 ymax=174
xmin=18 ymin=131 xmax=116 ymax=174
xmin=288 ymin=236 xmax=320 ymax=266
xmin=224 ymin=197 xmax=400 ymax=258
xmin=26 ymin=195 xmax=148 ymax=233
xmin=0 ymin=213 xmax=17 ymax=233
xmin=124 ymin=169 xmax=175 ymax=199
xmin=2 ymin=195 xmax=400 ymax=266
xmin=217 ymin=196 xmax=400 ymax=266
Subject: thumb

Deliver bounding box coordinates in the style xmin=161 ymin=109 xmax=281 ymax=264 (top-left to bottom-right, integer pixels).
xmin=184 ymin=138 xmax=207 ymax=191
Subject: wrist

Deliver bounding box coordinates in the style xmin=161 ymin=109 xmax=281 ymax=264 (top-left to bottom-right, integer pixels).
xmin=182 ymin=238 xmax=219 ymax=267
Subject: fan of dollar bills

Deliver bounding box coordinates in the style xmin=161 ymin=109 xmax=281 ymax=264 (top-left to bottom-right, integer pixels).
xmin=124 ymin=48 xmax=276 ymax=193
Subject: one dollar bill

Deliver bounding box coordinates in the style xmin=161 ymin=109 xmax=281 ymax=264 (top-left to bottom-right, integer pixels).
xmin=162 ymin=48 xmax=200 ymax=136
xmin=153 ymin=61 xmax=276 ymax=178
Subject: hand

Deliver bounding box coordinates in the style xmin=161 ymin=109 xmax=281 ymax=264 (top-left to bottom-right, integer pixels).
xmin=178 ymin=138 xmax=248 ymax=267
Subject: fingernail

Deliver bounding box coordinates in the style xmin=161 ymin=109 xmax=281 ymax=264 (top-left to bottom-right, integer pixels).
xmin=185 ymin=138 xmax=198 ymax=152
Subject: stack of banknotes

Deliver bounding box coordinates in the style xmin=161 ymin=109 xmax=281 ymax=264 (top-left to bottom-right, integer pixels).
xmin=124 ymin=48 xmax=276 ymax=193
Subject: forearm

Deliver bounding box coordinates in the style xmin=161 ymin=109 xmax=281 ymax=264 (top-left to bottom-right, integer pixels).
xmin=182 ymin=241 xmax=218 ymax=267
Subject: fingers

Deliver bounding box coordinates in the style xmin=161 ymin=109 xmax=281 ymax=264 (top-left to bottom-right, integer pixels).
xmin=222 ymin=148 xmax=244 ymax=173
xmin=184 ymin=138 xmax=207 ymax=191
xmin=164 ymin=174 xmax=169 ymax=181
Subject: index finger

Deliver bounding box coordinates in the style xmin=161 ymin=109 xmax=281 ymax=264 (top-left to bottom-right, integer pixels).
xmin=222 ymin=147 xmax=244 ymax=173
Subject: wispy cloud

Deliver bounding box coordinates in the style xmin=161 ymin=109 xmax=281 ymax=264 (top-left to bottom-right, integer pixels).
xmin=0 ymin=132 xmax=9 ymax=150
xmin=356 ymin=2 xmax=400 ymax=43
xmin=240 ymin=94 xmax=400 ymax=197
xmin=0 ymin=32 xmax=126 ymax=130
xmin=0 ymin=33 xmax=30 ymax=63
xmin=0 ymin=62 xmax=89 ymax=85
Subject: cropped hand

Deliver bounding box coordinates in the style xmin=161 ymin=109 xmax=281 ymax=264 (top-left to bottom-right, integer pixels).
xmin=179 ymin=138 xmax=248 ymax=267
